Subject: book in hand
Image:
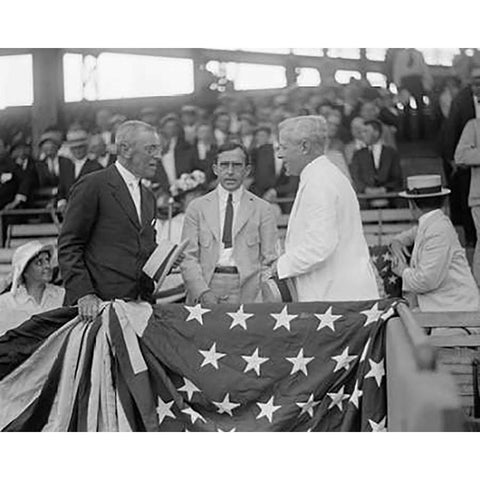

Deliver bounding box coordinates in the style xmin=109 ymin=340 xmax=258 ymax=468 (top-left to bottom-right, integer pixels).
xmin=142 ymin=239 xmax=189 ymax=293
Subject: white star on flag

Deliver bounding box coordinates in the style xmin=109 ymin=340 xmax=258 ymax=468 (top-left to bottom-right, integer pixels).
xmin=315 ymin=306 xmax=342 ymax=332
xmin=361 ymin=303 xmax=383 ymax=327
xmin=256 ymin=396 xmax=282 ymax=423
xmin=286 ymin=348 xmax=314 ymax=375
xmin=182 ymin=407 xmax=206 ymax=424
xmin=185 ymin=304 xmax=210 ymax=325
xmin=382 ymin=251 xmax=392 ymax=262
xmin=271 ymin=306 xmax=297 ymax=332
xmin=156 ymin=396 xmax=175 ymax=425
xmin=327 ymin=386 xmax=350 ymax=412
xmin=388 ymin=275 xmax=398 ymax=285
xmin=242 ymin=347 xmax=269 ymax=376
xmin=296 ymin=393 xmax=320 ymax=418
xmin=213 ymin=393 xmax=241 ymax=416
xmin=331 ymin=346 xmax=357 ymax=373
xmin=371 ymin=254 xmax=378 ymax=263
xmin=368 ymin=417 xmax=387 ymax=432
xmin=349 ymin=381 xmax=363 ymax=409
xmin=217 ymin=427 xmax=237 ymax=432
xmin=227 ymin=305 xmax=254 ymax=330
xmin=199 ymin=342 xmax=226 ymax=369
xmin=365 ymin=358 xmax=385 ymax=387
xmin=360 ymin=338 xmax=371 ymax=362
xmin=178 ymin=377 xmax=200 ymax=401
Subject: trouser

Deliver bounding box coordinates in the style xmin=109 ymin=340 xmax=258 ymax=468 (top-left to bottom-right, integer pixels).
xmin=209 ymin=269 xmax=241 ymax=304
xmin=470 ymin=206 xmax=480 ymax=287
xmin=451 ymin=169 xmax=476 ymax=245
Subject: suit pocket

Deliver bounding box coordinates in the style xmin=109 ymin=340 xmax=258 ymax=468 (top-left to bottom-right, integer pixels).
xmin=247 ymin=233 xmax=260 ymax=246
xmin=200 ymin=230 xmax=212 ymax=247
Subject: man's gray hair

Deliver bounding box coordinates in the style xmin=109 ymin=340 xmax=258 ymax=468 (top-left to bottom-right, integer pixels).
xmin=279 ymin=116 xmax=328 ymax=146
xmin=115 ymin=120 xmax=157 ymax=147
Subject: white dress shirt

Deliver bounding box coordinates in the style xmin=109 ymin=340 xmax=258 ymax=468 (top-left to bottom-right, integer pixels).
xmin=40 ymin=153 xmax=60 ymax=177
xmin=274 ymin=153 xmax=284 ymax=177
xmin=73 ymin=157 xmax=88 ymax=179
xmin=197 ymin=142 xmax=209 ymax=161
xmin=370 ymin=142 xmax=383 ymax=170
xmin=217 ymin=184 xmax=243 ymax=267
xmin=162 ymin=137 xmax=177 ymax=185
xmin=115 ymin=161 xmax=142 ymax=223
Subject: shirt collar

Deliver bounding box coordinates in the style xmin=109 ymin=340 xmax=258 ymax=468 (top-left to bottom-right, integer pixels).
xmin=115 ymin=160 xmax=140 ymax=186
xmin=300 ymin=155 xmax=328 ymax=182
xmin=217 ymin=183 xmax=244 ymax=204
xmin=14 ymin=283 xmax=56 ymax=306
xmin=73 ymin=156 xmax=88 ymax=164
xmin=419 ymin=208 xmax=441 ymax=227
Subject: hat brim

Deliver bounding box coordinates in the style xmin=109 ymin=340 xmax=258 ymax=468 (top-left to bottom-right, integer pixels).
xmin=67 ymin=141 xmax=88 ymax=148
xmin=399 ymin=188 xmax=451 ymax=199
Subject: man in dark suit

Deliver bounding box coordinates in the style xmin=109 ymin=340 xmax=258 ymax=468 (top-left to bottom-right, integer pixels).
xmin=192 ymin=122 xmax=218 ymax=187
xmin=35 ymin=131 xmax=66 ymax=191
xmin=442 ymin=65 xmax=480 ymax=246
xmin=57 ymin=130 xmax=103 ymax=212
xmin=249 ymin=126 xmax=299 ymax=212
xmin=58 ymin=121 xmax=160 ymax=321
xmin=350 ymin=119 xmax=403 ymax=208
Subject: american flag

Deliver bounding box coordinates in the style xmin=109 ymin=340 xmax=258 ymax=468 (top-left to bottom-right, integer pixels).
xmin=0 ymin=298 xmax=399 ymax=432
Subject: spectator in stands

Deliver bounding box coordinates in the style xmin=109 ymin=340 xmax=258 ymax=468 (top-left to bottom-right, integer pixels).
xmin=326 ymin=112 xmax=345 ymax=153
xmin=344 ymin=117 xmax=366 ymax=165
xmin=180 ymin=105 xmax=199 ymax=145
xmin=94 ymin=108 xmax=114 ymax=149
xmin=213 ymin=111 xmax=231 ymax=147
xmin=238 ymin=113 xmax=256 ymax=151
xmin=360 ymin=101 xmax=397 ymax=149
xmin=454 ymin=115 xmax=480 ymax=287
xmin=393 ymin=48 xmax=433 ymax=140
xmin=160 ymin=115 xmax=195 ymax=187
xmin=35 ymin=131 xmax=66 ymax=191
xmin=443 ymin=65 xmax=480 ymax=248
xmin=192 ymin=122 xmax=217 ymax=187
xmin=57 ymin=130 xmax=102 ymax=212
xmin=139 ymin=106 xmax=159 ymax=128
xmin=58 ymin=121 xmax=163 ymax=321
xmin=0 ymin=241 xmax=65 ymax=334
xmin=274 ymin=115 xmax=378 ymax=301
xmin=181 ymin=142 xmax=277 ymax=305
xmin=350 ymin=119 xmax=403 ymax=207
xmin=88 ymin=134 xmax=115 ymax=168
xmin=390 ymin=175 xmax=479 ymax=312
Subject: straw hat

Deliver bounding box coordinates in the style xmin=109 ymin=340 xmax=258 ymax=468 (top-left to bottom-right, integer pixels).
xmin=10 ymin=241 xmax=55 ymax=295
xmin=399 ymin=175 xmax=450 ymax=199
xmin=38 ymin=131 xmax=61 ymax=147
xmin=66 ymin=130 xmax=89 ymax=148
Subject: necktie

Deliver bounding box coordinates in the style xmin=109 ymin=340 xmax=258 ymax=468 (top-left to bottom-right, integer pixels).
xmin=222 ymin=193 xmax=233 ymax=248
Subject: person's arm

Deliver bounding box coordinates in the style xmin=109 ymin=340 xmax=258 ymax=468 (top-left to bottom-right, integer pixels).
xmin=180 ymin=202 xmax=212 ymax=303
xmin=392 ymin=226 xmax=418 ymax=247
xmin=57 ymin=175 xmax=99 ymax=304
xmin=350 ymin=153 xmax=366 ymax=193
xmin=401 ymin=229 xmax=452 ymax=294
xmin=259 ymin=202 xmax=278 ymax=281
xmin=455 ymin=120 xmax=480 ymax=166
xmin=277 ymin=181 xmax=339 ymax=279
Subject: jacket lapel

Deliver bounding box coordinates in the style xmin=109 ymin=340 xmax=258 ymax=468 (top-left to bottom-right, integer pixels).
xmin=233 ymin=191 xmax=254 ymax=238
xmin=203 ymin=191 xmax=220 ymax=241
xmin=140 ymin=184 xmax=154 ymax=229
xmin=107 ymin=165 xmax=141 ymax=230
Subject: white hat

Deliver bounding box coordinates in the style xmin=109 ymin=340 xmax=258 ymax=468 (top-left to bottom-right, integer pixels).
xmin=66 ymin=130 xmax=89 ymax=148
xmin=399 ymin=175 xmax=450 ymax=199
xmin=10 ymin=241 xmax=56 ymax=295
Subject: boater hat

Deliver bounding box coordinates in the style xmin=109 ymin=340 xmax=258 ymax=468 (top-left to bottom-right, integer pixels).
xmin=66 ymin=130 xmax=89 ymax=148
xmin=399 ymin=175 xmax=450 ymax=199
xmin=143 ymin=239 xmax=190 ymax=293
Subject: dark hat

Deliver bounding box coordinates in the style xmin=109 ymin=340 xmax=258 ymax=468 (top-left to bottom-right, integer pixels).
xmin=39 ymin=131 xmax=61 ymax=147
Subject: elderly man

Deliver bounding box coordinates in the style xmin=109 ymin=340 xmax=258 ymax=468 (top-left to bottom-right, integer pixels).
xmin=88 ymin=134 xmax=115 ymax=168
xmin=181 ymin=142 xmax=277 ymax=305
xmin=275 ymin=116 xmax=378 ymax=302
xmin=58 ymin=121 xmax=161 ymax=321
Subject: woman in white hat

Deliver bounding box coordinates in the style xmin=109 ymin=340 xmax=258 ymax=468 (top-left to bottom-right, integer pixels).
xmin=389 ymin=175 xmax=479 ymax=313
xmin=0 ymin=241 xmax=65 ymax=335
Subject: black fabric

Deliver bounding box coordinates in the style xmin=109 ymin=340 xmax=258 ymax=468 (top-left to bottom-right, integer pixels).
xmin=222 ymin=193 xmax=233 ymax=248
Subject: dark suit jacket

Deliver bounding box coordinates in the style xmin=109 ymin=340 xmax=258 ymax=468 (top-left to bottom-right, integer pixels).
xmin=57 ymin=157 xmax=103 ymax=201
xmin=35 ymin=155 xmax=69 ymax=189
xmin=174 ymin=137 xmax=196 ymax=177
xmin=14 ymin=156 xmax=38 ymax=205
xmin=192 ymin=141 xmax=218 ymax=185
xmin=0 ymin=158 xmax=21 ymax=209
xmin=58 ymin=165 xmax=157 ymax=305
xmin=250 ymin=144 xmax=299 ymax=198
xmin=350 ymin=145 xmax=403 ymax=193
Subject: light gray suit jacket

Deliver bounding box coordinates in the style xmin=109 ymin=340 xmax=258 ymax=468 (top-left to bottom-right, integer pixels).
xmin=394 ymin=210 xmax=479 ymax=312
xmin=180 ymin=189 xmax=277 ymax=303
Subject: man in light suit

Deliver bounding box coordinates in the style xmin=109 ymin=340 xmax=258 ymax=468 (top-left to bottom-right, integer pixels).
xmin=274 ymin=116 xmax=378 ymax=302
xmin=181 ymin=142 xmax=277 ymax=305
xmin=58 ymin=121 xmax=161 ymax=321
xmin=390 ymin=175 xmax=479 ymax=312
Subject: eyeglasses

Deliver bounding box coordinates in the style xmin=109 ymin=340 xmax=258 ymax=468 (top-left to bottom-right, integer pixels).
xmin=216 ymin=162 xmax=246 ymax=172
xmin=144 ymin=145 xmax=161 ymax=155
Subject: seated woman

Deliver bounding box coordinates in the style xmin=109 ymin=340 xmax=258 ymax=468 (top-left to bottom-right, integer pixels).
xmin=154 ymin=171 xmax=208 ymax=304
xmin=0 ymin=241 xmax=65 ymax=335
xmin=389 ymin=175 xmax=479 ymax=316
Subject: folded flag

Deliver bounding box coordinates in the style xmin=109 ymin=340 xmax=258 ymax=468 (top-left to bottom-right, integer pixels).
xmin=0 ymin=298 xmax=400 ymax=432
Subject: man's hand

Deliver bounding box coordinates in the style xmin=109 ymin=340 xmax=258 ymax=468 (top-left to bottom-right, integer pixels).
xmin=78 ymin=294 xmax=101 ymax=322
xmin=391 ymin=255 xmax=408 ymax=278
xmin=199 ymin=290 xmax=218 ymax=308
xmin=263 ymin=188 xmax=277 ymax=203
xmin=170 ymin=253 xmax=185 ymax=272
xmin=389 ymin=240 xmax=410 ymax=265
xmin=57 ymin=199 xmax=67 ymax=214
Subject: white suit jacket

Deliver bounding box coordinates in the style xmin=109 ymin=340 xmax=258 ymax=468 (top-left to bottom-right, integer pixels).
xmin=394 ymin=209 xmax=479 ymax=312
xmin=277 ymin=155 xmax=378 ymax=301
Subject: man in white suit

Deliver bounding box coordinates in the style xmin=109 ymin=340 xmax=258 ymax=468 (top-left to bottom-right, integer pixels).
xmin=274 ymin=116 xmax=378 ymax=302
xmin=181 ymin=142 xmax=277 ymax=305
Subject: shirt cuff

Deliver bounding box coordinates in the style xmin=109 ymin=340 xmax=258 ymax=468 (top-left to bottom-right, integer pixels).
xmin=277 ymin=255 xmax=289 ymax=280
xmin=15 ymin=194 xmax=27 ymax=203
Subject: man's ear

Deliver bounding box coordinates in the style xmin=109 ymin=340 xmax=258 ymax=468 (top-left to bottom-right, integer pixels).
xmin=118 ymin=142 xmax=132 ymax=159
xmin=212 ymin=163 xmax=219 ymax=178
xmin=244 ymin=164 xmax=252 ymax=177
xmin=300 ymin=139 xmax=310 ymax=155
